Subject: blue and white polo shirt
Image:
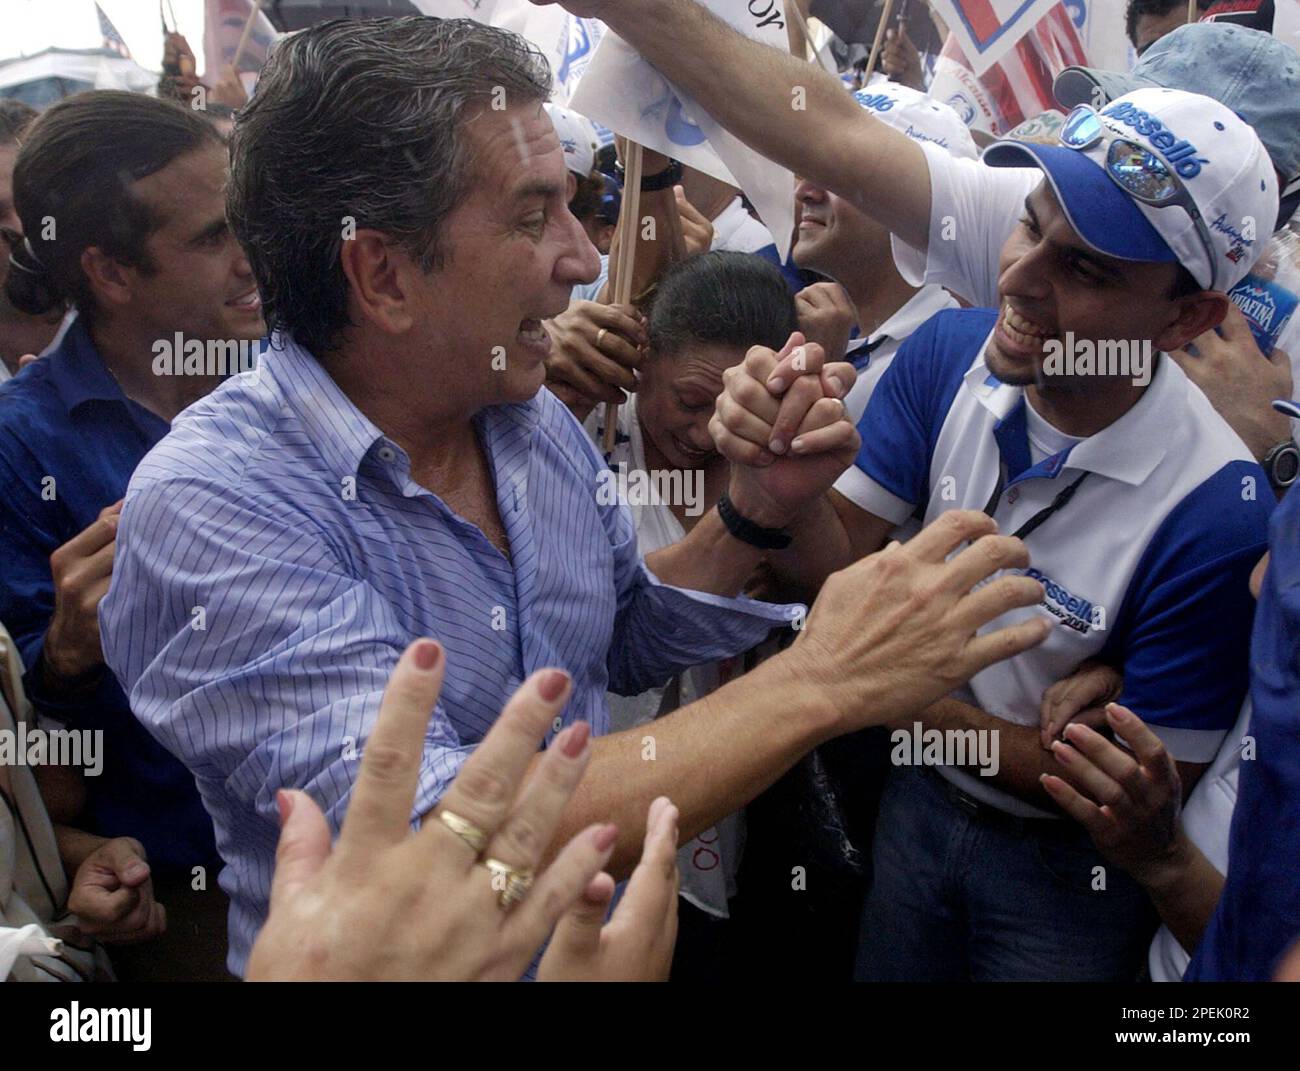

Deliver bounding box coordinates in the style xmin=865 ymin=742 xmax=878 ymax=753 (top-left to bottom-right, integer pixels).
xmin=834 ymin=308 xmax=1274 ymax=817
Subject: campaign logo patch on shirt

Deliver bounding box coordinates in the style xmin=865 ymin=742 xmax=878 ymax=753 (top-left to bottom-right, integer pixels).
xmin=1024 ymin=566 xmax=1099 ymax=634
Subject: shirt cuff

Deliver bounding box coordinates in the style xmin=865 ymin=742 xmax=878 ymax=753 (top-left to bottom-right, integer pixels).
xmin=833 ymin=467 xmax=916 ymax=526
xmin=640 ymin=562 xmax=803 ymax=628
xmin=22 ymin=646 xmax=120 ymax=726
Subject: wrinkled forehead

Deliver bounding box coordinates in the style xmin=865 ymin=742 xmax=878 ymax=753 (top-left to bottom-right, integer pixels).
xmin=462 ymin=101 xmax=566 ymax=194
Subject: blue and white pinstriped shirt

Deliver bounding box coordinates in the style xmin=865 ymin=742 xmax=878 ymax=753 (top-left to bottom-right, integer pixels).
xmin=99 ymin=336 xmax=797 ymax=976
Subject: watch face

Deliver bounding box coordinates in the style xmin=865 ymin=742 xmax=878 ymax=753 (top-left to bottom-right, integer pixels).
xmin=1274 ymin=446 xmax=1300 ymax=487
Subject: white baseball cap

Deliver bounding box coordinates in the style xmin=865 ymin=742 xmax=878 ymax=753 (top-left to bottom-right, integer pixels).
xmin=984 ymin=87 xmax=1278 ymax=292
xmin=853 ymin=81 xmax=978 ymax=161
xmin=544 ymin=103 xmax=598 ymax=178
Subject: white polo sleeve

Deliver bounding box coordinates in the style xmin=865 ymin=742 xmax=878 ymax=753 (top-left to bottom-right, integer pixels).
xmin=889 ymin=143 xmax=1040 ymax=308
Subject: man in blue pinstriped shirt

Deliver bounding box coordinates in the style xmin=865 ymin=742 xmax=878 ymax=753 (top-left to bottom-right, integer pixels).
xmin=98 ymin=17 xmax=1050 ymax=977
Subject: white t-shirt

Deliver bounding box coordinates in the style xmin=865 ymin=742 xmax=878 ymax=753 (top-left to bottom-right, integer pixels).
xmin=711 ymin=196 xmax=779 ymax=257
xmin=890 ymin=141 xmax=1040 ymax=309
xmin=1023 ymin=394 xmax=1085 ymax=464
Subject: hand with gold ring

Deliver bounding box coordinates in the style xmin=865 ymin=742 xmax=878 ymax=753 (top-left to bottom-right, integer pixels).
xmin=247 ymin=638 xmax=619 ymax=981
xmin=542 ymin=300 xmax=647 ymax=421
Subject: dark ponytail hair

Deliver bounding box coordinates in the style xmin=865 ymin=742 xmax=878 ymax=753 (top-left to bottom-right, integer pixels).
xmin=648 ymin=250 xmax=798 ymax=360
xmin=3 ymin=91 xmax=221 ymax=324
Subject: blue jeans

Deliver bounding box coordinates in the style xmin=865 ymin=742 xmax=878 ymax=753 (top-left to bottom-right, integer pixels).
xmin=855 ymin=765 xmax=1156 ymax=981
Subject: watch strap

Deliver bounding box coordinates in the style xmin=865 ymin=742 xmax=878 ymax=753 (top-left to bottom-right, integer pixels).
xmin=717 ymin=491 xmax=792 ymax=550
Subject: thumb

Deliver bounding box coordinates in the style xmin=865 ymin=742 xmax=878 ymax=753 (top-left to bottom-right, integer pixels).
xmin=268 ymin=789 xmax=332 ymax=904
xmin=545 ymin=872 xmax=615 ymax=960
xmin=100 ymin=839 xmax=152 ymax=888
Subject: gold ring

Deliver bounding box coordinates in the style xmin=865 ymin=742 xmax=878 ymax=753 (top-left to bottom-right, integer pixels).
xmin=595 ymin=327 xmax=608 ymax=349
xmin=483 ymin=858 xmax=534 ymax=911
xmin=437 ymin=810 xmax=488 ymax=855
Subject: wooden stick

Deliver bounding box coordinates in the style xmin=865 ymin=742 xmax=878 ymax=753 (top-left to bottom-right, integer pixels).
xmin=788 ymin=1 xmax=835 ymax=73
xmin=232 ymin=0 xmax=265 ymax=71
xmin=862 ymin=0 xmax=898 ymax=84
xmin=603 ymin=141 xmax=644 ymax=454
xmin=1187 ymin=0 xmax=1197 ymax=22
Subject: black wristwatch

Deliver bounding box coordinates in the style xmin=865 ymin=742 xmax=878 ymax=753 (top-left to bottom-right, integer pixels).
xmin=616 ymin=158 xmax=683 ymax=192
xmin=1262 ymin=439 xmax=1300 ymax=493
xmin=717 ymin=491 xmax=792 ymax=550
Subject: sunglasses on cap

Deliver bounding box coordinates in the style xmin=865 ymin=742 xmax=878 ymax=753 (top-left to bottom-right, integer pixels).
xmin=1058 ymin=104 xmax=1220 ymax=291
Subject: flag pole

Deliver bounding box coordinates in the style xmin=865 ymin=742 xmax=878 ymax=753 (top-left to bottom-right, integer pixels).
xmin=788 ymin=1 xmax=835 ymax=74
xmin=602 ymin=140 xmax=644 ymax=454
xmin=232 ymin=0 xmax=266 ymax=70
xmin=1186 ymin=0 xmax=1197 ymax=22
xmin=862 ymin=0 xmax=899 ymax=83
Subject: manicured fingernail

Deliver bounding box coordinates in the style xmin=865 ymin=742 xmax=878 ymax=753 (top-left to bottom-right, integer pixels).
xmin=539 ymin=669 xmax=570 ymax=702
xmin=1051 ymin=741 xmax=1072 ymax=760
xmin=769 ymin=437 xmax=786 ymax=455
xmin=276 ymin=789 xmax=294 ymax=827
xmin=592 ymin=823 xmax=618 ymax=852
xmin=791 ymin=437 xmax=804 ymax=454
xmin=413 ymin=639 xmax=442 ymax=671
xmin=768 ymin=376 xmax=786 ymax=393
xmin=560 ymin=720 xmax=590 ymax=758
xmin=1105 ymin=703 xmax=1127 ymax=722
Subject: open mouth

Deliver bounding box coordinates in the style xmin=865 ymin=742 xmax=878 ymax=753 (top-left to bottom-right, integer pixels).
xmin=227 ymin=288 xmax=262 ymax=313
xmin=994 ymin=302 xmax=1056 ymax=358
xmin=672 ymin=435 xmax=712 ymax=463
xmin=517 ymin=318 xmax=552 ymax=359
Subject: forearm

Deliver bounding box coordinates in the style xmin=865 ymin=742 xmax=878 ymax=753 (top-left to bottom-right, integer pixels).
xmin=766 ymin=492 xmax=858 ymax=601
xmin=53 ymin=823 xmax=107 ymax=878
xmin=643 ymin=504 xmax=766 ymax=596
xmin=552 ymin=651 xmax=837 ymax=875
xmin=1136 ymin=830 xmax=1225 ymax=956
xmin=902 ymin=696 xmax=1063 ymax=808
xmin=601 ymin=0 xmax=930 ymax=249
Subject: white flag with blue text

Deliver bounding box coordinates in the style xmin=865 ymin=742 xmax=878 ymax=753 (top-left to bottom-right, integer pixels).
xmin=569 ymin=0 xmax=795 ymax=260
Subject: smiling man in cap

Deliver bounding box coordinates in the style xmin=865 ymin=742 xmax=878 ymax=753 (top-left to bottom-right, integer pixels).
xmin=727 ymin=83 xmax=1276 ymax=980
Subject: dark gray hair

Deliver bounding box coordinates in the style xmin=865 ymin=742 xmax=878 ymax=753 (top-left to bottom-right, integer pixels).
xmin=228 ymin=16 xmax=552 ymax=356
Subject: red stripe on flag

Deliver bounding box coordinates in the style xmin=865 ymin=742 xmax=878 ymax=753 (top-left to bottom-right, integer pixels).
xmin=960 ymin=0 xmax=1005 ymax=43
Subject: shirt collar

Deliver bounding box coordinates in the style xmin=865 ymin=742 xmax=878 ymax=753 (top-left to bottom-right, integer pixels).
xmin=866 ymin=285 xmax=956 ymax=346
xmin=966 ymin=332 xmax=1182 ymax=487
xmin=267 ymin=333 xmax=544 ymax=483
xmin=46 ymin=317 xmax=132 ymax=413
xmin=266 ymin=334 xmax=393 ymax=481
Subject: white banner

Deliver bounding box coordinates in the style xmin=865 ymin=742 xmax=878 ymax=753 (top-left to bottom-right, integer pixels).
xmin=570 ymin=1 xmax=795 ymax=260
xmin=1276 ymin=0 xmax=1300 ymax=54
xmin=412 ymin=1 xmax=602 ymax=106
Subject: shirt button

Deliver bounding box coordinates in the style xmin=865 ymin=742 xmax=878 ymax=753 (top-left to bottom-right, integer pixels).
xmin=377 ymin=446 xmax=396 ymax=462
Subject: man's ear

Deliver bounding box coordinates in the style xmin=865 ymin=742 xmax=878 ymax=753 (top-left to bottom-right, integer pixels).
xmin=339 ymin=229 xmax=416 ymax=336
xmin=1153 ymin=290 xmax=1230 ymax=352
xmin=80 ymin=246 xmax=135 ymax=312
